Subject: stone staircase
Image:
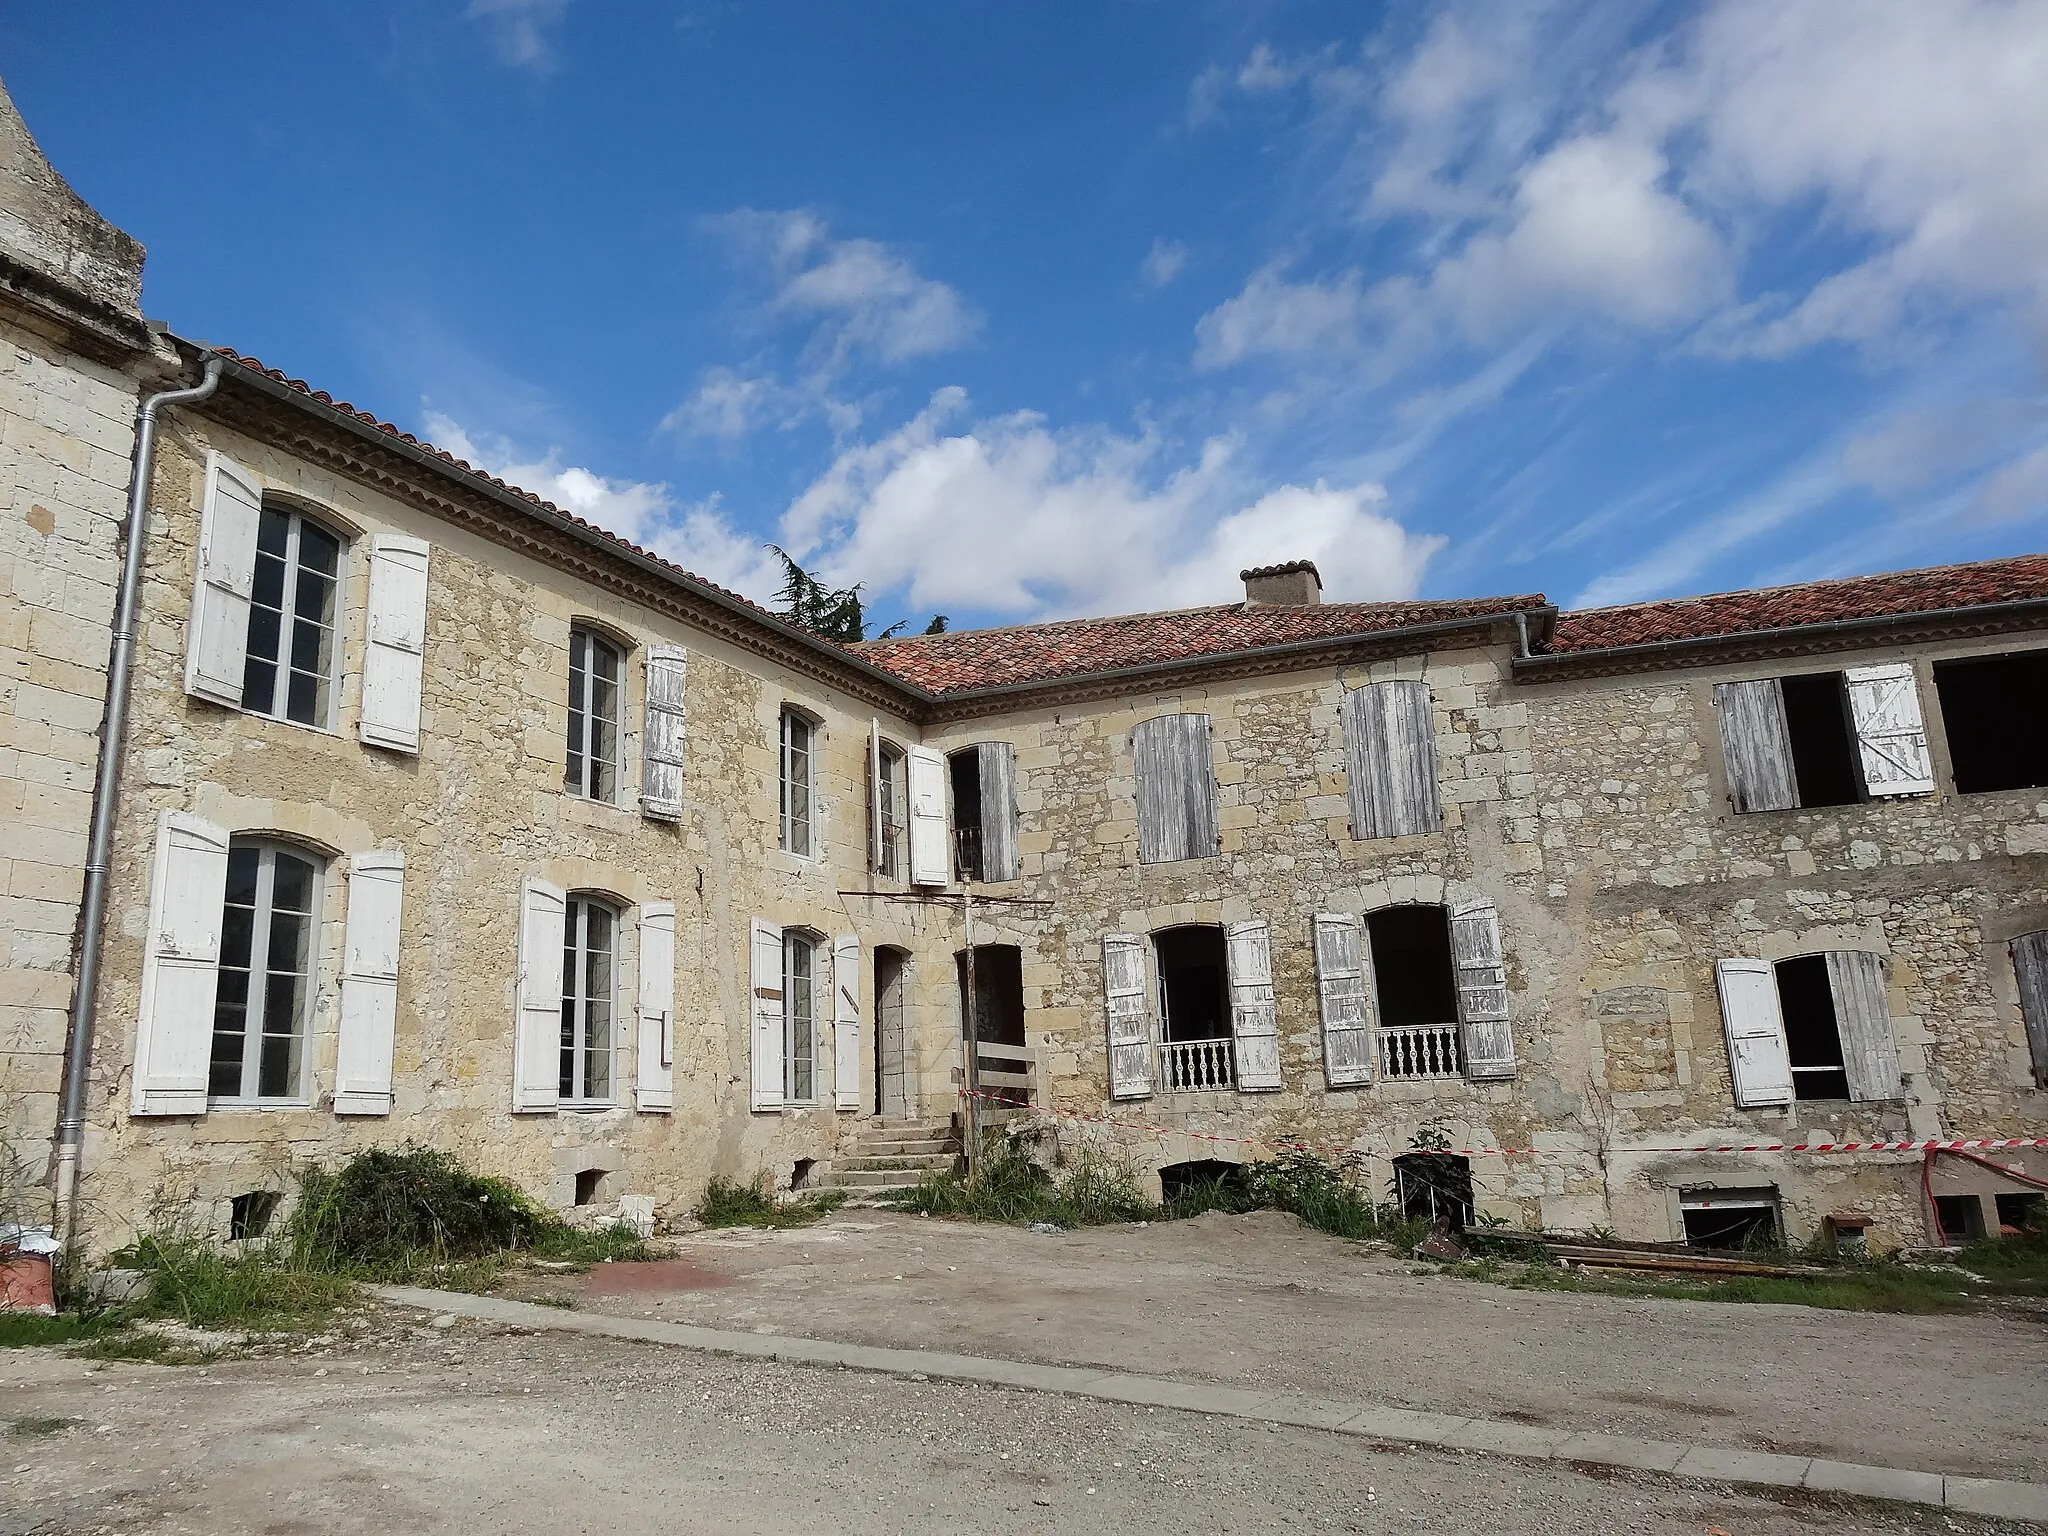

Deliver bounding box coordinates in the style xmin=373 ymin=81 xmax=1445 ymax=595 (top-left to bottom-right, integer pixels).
xmin=814 ymin=1119 xmax=961 ymax=1206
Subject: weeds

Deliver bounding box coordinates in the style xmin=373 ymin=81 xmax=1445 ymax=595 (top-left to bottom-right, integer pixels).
xmin=695 ymin=1177 xmax=848 ymax=1229
xmin=117 ymin=1234 xmax=360 ymax=1332
xmin=888 ymin=1131 xmax=1153 ymax=1226
xmin=9 ymin=1415 xmax=80 ymax=1438
xmin=0 ymin=1312 xmax=116 ymax=1349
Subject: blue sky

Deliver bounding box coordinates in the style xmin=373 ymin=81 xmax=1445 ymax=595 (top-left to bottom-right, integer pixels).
xmin=8 ymin=2 xmax=2047 ymax=630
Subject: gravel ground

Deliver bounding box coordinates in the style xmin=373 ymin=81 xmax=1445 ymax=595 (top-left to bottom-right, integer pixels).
xmin=2 ymin=1313 xmax=2035 ymax=1536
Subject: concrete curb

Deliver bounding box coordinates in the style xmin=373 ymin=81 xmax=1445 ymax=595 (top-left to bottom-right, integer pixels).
xmin=375 ymin=1286 xmax=2048 ymax=1524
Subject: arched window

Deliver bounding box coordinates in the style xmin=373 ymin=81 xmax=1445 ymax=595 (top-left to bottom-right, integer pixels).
xmin=566 ymin=627 xmax=623 ymax=802
xmin=560 ymin=893 xmax=619 ymax=1104
xmin=210 ymin=839 xmax=323 ymax=1101
xmin=243 ymin=504 xmax=343 ymax=728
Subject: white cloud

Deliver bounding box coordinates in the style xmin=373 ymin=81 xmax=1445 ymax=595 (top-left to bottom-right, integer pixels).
xmin=1141 ymin=238 xmax=1188 ymax=289
xmin=465 ymin=0 xmax=569 ymax=69
xmin=660 ymin=368 xmax=793 ymax=443
xmin=1193 ymin=264 xmax=1369 ymax=370
xmin=1970 ymin=445 xmax=2048 ymax=526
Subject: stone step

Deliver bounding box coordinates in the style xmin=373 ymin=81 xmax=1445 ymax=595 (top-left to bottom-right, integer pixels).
xmin=835 ymin=1153 xmax=955 ymax=1173
xmin=821 ymin=1167 xmax=949 ymax=1189
xmin=860 ymin=1122 xmax=953 ymax=1143
xmin=846 ymin=1137 xmax=953 ymax=1158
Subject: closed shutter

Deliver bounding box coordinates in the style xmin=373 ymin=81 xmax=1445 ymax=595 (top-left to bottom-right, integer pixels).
xmin=1225 ymin=919 xmax=1282 ymax=1091
xmin=1827 ymin=950 xmax=1901 ymax=1102
xmin=977 ymin=741 xmax=1019 ymax=882
xmin=1101 ymin=933 xmax=1155 ymax=1100
xmin=2012 ymin=931 xmax=2048 ymax=1091
xmin=635 ymin=900 xmax=675 ymax=1112
xmin=359 ymin=534 xmax=430 ymax=752
xmin=750 ymin=918 xmax=785 ymax=1111
xmin=1449 ymin=898 xmax=1515 ymax=1079
xmin=1314 ymin=912 xmax=1375 ymax=1087
xmin=183 ymin=451 xmax=263 ymax=706
xmin=512 ymin=877 xmax=565 ymax=1113
xmin=1714 ymin=679 xmax=1798 ymax=813
xmin=1133 ymin=713 xmax=1219 ymax=864
xmin=641 ymin=645 xmax=688 ymax=821
xmin=833 ymin=933 xmax=861 ymax=1110
xmin=130 ymin=810 xmax=232 ymax=1115
xmin=334 ymin=850 xmax=404 ymax=1115
xmin=907 ymin=745 xmax=949 ymax=886
xmin=1344 ymin=681 xmax=1441 ymax=839
xmin=1844 ymin=663 xmax=1935 ymax=798
xmin=1714 ymin=958 xmax=1795 ymax=1107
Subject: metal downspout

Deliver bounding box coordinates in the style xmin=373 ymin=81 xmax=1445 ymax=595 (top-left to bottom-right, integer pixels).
xmin=52 ymin=356 xmax=223 ymax=1249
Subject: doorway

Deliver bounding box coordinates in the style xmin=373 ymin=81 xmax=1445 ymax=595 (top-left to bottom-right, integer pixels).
xmin=874 ymin=946 xmax=912 ymax=1119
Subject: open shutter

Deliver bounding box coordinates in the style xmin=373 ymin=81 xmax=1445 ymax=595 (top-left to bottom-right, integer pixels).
xmin=907 ymin=745 xmax=949 ymax=886
xmin=1314 ymin=912 xmax=1375 ymax=1087
xmin=1714 ymin=958 xmax=1795 ymax=1108
xmin=635 ymin=900 xmax=675 ymax=1112
xmin=1102 ymin=933 xmax=1155 ymax=1100
xmin=976 ymin=741 xmax=1019 ymax=882
xmin=1714 ymin=679 xmax=1798 ymax=813
xmin=640 ymin=645 xmax=687 ymax=821
xmin=2012 ymin=931 xmax=2048 ymax=1091
xmin=183 ymin=451 xmax=263 ymax=707
xmin=1449 ymin=898 xmax=1514 ymax=1080
xmin=512 ymin=877 xmax=565 ymax=1113
xmin=359 ymin=535 xmax=429 ymax=752
xmin=1844 ymin=663 xmax=1934 ymax=798
xmin=1344 ymin=681 xmax=1441 ymax=839
xmin=334 ymin=850 xmax=404 ymax=1115
xmin=130 ymin=810 xmax=231 ymax=1115
xmin=833 ymin=933 xmax=861 ymax=1110
xmin=750 ymin=918 xmax=785 ymax=1111
xmin=868 ymin=720 xmax=884 ymax=873
xmin=1134 ymin=714 xmax=1218 ymax=864
xmin=1225 ymin=919 xmax=1282 ymax=1091
xmin=1827 ymin=950 xmax=1901 ymax=1102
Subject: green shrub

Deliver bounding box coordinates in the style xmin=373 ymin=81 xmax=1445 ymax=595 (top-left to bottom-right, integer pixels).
xmin=290 ymin=1145 xmax=547 ymax=1266
xmin=695 ymin=1177 xmax=847 ymax=1229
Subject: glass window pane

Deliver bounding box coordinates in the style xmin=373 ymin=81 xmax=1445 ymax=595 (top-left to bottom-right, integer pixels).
xmin=219 ymin=906 xmax=255 ymax=971
xmin=297 ymin=521 xmax=341 ymax=578
xmin=270 ymin=853 xmax=315 ymax=914
xmin=256 ymin=507 xmax=290 ymax=558
xmin=208 ymin=1022 xmax=245 ymax=1098
xmin=290 ymin=610 xmax=331 ymax=675
xmin=251 ymin=551 xmax=287 ymax=616
xmin=225 ymin=844 xmax=261 ymax=908
xmin=257 ymin=1026 xmax=302 ymax=1100
xmin=265 ymin=911 xmax=308 ymax=974
xmin=239 ymin=657 xmax=278 ymax=716
xmin=560 ymin=999 xmax=577 ymax=1098
xmin=286 ymin=668 xmax=320 ymax=725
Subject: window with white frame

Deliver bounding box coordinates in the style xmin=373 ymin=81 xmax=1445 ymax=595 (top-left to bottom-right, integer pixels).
xmin=781 ymin=708 xmax=816 ymax=857
xmin=559 ymin=894 xmax=617 ymax=1104
xmin=210 ymin=840 xmax=322 ymax=1101
xmin=784 ymin=930 xmax=818 ymax=1102
xmin=566 ymin=627 xmax=622 ymax=802
xmin=873 ymin=740 xmax=906 ymax=879
xmin=242 ymin=505 xmax=342 ymax=728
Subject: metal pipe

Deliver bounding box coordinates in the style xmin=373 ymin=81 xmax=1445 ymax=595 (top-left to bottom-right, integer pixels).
xmin=52 ymin=356 xmax=223 ymax=1249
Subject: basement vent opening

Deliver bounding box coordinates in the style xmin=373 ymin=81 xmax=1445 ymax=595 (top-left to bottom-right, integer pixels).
xmin=1935 ymin=650 xmax=2048 ymax=794
xmin=1933 ymin=1194 xmax=1986 ymax=1243
xmin=1158 ymin=1159 xmax=1247 ymax=1203
xmin=573 ymin=1168 xmax=605 ymax=1207
xmin=1680 ymin=1188 xmax=1780 ymax=1251
xmin=1392 ymin=1152 xmax=1473 ymax=1229
xmin=792 ymin=1158 xmax=818 ymax=1191
xmin=229 ymin=1190 xmax=280 ymax=1241
xmin=1995 ymin=1193 xmax=2046 ymax=1236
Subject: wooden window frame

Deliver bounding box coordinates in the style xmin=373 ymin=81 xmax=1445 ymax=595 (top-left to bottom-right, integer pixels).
xmin=241 ymin=504 xmax=345 ymax=732
xmin=566 ymin=627 xmax=625 ymax=803
xmin=210 ymin=839 xmax=324 ymax=1105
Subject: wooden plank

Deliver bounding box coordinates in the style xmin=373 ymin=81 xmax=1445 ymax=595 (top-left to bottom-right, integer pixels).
xmin=1713 ymin=958 xmax=1795 ymax=1108
xmin=976 ymin=740 xmax=1018 ymax=881
xmin=1449 ymin=899 xmax=1515 ymax=1079
xmin=1844 ymin=663 xmax=1935 ymax=797
xmin=1714 ymin=678 xmax=1799 ymax=813
xmin=1826 ymin=950 xmax=1901 ymax=1101
xmin=2014 ymin=931 xmax=2048 ymax=1091
xmin=1313 ymin=912 xmax=1374 ymax=1087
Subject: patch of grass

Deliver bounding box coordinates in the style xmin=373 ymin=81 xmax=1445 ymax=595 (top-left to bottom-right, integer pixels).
xmin=1956 ymin=1228 xmax=2048 ymax=1296
xmin=9 ymin=1414 xmax=81 ymax=1437
xmin=117 ymin=1235 xmax=360 ymax=1331
xmin=1444 ymin=1253 xmax=1990 ymax=1314
xmin=0 ymin=1311 xmax=116 ymax=1349
xmin=888 ymin=1132 xmax=1152 ymax=1226
xmin=67 ymin=1330 xmax=216 ymax=1365
xmin=695 ymin=1177 xmax=847 ymax=1229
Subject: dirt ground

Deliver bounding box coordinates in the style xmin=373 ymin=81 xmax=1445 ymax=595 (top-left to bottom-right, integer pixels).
xmin=3 ymin=1315 xmax=2037 ymax=1536
xmin=538 ymin=1209 xmax=2048 ymax=1483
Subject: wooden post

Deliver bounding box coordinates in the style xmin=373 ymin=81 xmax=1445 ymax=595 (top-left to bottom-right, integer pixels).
xmin=962 ymin=886 xmax=983 ymax=1182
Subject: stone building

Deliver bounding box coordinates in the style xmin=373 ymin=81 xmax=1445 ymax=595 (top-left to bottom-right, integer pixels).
xmin=2 ymin=80 xmax=2044 ymax=1255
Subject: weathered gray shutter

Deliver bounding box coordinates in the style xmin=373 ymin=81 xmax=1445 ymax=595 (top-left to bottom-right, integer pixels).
xmin=1101 ymin=933 xmax=1155 ymax=1100
xmin=1225 ymin=919 xmax=1282 ymax=1091
xmin=1449 ymin=898 xmax=1514 ymax=1079
xmin=183 ymin=451 xmax=263 ymax=707
xmin=750 ymin=918 xmax=785 ymax=1111
xmin=1826 ymin=950 xmax=1901 ymax=1102
xmin=1714 ymin=679 xmax=1798 ymax=813
xmin=130 ymin=810 xmax=231 ymax=1116
xmin=359 ymin=534 xmax=429 ymax=753
xmin=2012 ymin=931 xmax=2048 ymax=1091
xmin=641 ymin=645 xmax=687 ymax=821
xmin=1844 ymin=663 xmax=1934 ymax=798
xmin=833 ymin=933 xmax=861 ymax=1111
xmin=907 ymin=745 xmax=949 ymax=886
xmin=335 ymin=849 xmax=404 ymax=1116
xmin=636 ymin=900 xmax=675 ymax=1112
xmin=1713 ymin=958 xmax=1794 ymax=1108
xmin=512 ymin=876 xmax=565 ymax=1113
xmin=1344 ymin=681 xmax=1441 ymax=839
xmin=1314 ymin=912 xmax=1375 ymax=1087
xmin=1133 ymin=713 xmax=1218 ymax=864
xmin=976 ymin=740 xmax=1018 ymax=882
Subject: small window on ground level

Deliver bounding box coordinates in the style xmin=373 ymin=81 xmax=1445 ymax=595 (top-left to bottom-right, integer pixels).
xmin=1393 ymin=1153 xmax=1473 ymax=1229
xmin=566 ymin=628 xmax=623 ymax=802
xmin=1775 ymin=955 xmax=1850 ymax=1100
xmin=1681 ymin=1188 xmax=1780 ymax=1251
xmin=229 ymin=1190 xmax=281 ymax=1241
xmin=1996 ymin=1192 xmax=2046 ymax=1236
xmin=242 ymin=504 xmax=342 ymax=728
xmin=1933 ymin=1194 xmax=1987 ymax=1244
xmin=559 ymin=895 xmax=617 ymax=1104
xmin=1158 ymin=1159 xmax=1248 ymax=1205
xmin=784 ymin=930 xmax=818 ymax=1102
xmin=780 ymin=709 xmax=816 ymax=857
xmin=1935 ymin=650 xmax=2048 ymax=794
xmin=210 ymin=840 xmax=321 ymax=1101
xmin=573 ymin=1168 xmax=606 ymax=1206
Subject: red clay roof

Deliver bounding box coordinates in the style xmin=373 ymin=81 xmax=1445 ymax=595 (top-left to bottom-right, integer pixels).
xmin=853 ymin=597 xmax=1544 ymax=694
xmin=1549 ymin=553 xmax=2048 ymax=655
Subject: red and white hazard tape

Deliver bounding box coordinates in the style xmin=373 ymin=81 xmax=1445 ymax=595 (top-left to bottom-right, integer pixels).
xmin=957 ymin=1086 xmax=2048 ymax=1162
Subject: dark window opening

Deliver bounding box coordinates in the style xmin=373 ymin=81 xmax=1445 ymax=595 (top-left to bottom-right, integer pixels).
xmin=1366 ymin=907 xmax=1458 ymax=1028
xmin=792 ymin=1158 xmax=818 ymax=1191
xmin=1153 ymin=927 xmax=1230 ymax=1042
xmin=573 ymin=1169 xmax=606 ymax=1207
xmin=1682 ymin=1190 xmax=1780 ymax=1251
xmin=1775 ymin=955 xmax=1848 ymax=1100
xmin=1935 ymin=651 xmax=2048 ymax=794
xmin=229 ymin=1190 xmax=280 ymax=1241
xmin=949 ymin=750 xmax=984 ymax=880
xmin=1933 ymin=1194 xmax=1986 ymax=1243
xmin=1995 ymin=1192 xmax=2046 ymax=1236
xmin=1393 ymin=1153 xmax=1473 ymax=1229
xmin=1781 ymin=672 xmax=1863 ymax=808
xmin=1158 ymin=1159 xmax=1248 ymax=1204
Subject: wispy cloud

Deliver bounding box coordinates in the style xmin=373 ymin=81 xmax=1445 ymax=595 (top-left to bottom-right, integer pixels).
xmin=1141 ymin=238 xmax=1188 ymax=290
xmin=464 ymin=0 xmax=570 ymax=70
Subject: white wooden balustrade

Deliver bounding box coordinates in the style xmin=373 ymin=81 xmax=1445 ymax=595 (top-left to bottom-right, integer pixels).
xmin=1379 ymin=1023 xmax=1462 ymax=1080
xmin=1160 ymin=1036 xmax=1234 ymax=1091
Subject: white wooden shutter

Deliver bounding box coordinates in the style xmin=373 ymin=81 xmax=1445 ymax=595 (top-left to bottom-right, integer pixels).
xmin=977 ymin=740 xmax=1019 ymax=882
xmin=1134 ymin=713 xmax=1219 ymax=864
xmin=183 ymin=451 xmax=263 ymax=707
xmin=1314 ymin=912 xmax=1375 ymax=1087
xmin=640 ymin=645 xmax=688 ymax=821
xmin=334 ymin=849 xmax=404 ymax=1115
xmin=130 ymin=810 xmax=231 ymax=1116
xmin=868 ymin=720 xmax=884 ymax=873
xmin=2012 ymin=931 xmax=2048 ymax=1091
xmin=1844 ymin=663 xmax=1934 ymax=798
xmin=1449 ymin=898 xmax=1515 ymax=1080
xmin=635 ymin=900 xmax=675 ymax=1112
xmin=1714 ymin=958 xmax=1795 ymax=1108
xmin=1714 ymin=679 xmax=1798 ymax=813
xmin=833 ymin=933 xmax=861 ymax=1110
xmin=512 ymin=876 xmax=565 ymax=1113
xmin=1344 ymin=681 xmax=1441 ymax=840
xmin=1826 ymin=950 xmax=1901 ymax=1102
xmin=1225 ymin=919 xmax=1282 ymax=1092
xmin=750 ymin=918 xmax=785 ymax=1111
xmin=1102 ymin=933 xmax=1155 ymax=1100
xmin=907 ymin=745 xmax=949 ymax=886
xmin=359 ymin=534 xmax=429 ymax=752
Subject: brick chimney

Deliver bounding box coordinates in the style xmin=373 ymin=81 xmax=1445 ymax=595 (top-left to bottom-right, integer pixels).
xmin=1240 ymin=560 xmax=1322 ymax=606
